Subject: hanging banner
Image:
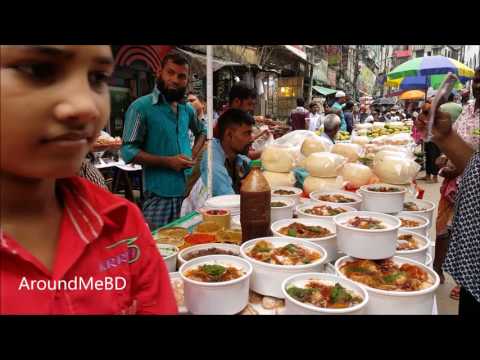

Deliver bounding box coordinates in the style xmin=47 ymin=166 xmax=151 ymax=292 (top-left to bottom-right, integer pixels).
xmin=357 ymin=64 xmax=376 ymax=96
xmin=313 ymin=59 xmax=328 ymax=83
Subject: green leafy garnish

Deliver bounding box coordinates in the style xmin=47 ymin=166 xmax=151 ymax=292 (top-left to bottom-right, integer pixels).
xmin=201 ymin=264 xmax=226 ymax=277
xmin=307 ymin=226 xmax=322 ymax=233
xmin=284 ymin=244 xmax=298 ymax=254
xmin=286 ymin=286 xmax=314 ymax=302
xmin=288 ymin=229 xmax=297 ymax=237
xmin=348 ymin=267 xmax=369 ymax=274
xmin=383 ymin=272 xmax=404 ymax=283
xmin=330 ymin=283 xmax=352 ymax=304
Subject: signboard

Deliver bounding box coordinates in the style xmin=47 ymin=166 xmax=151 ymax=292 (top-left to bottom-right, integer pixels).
xmin=328 ymin=68 xmax=337 ymax=87
xmin=313 ymin=59 xmax=328 ymax=83
xmin=357 ymin=64 xmax=376 ymax=96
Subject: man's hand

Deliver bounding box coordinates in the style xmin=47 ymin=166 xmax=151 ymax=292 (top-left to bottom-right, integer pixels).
xmin=168 ymin=154 xmax=195 ymax=172
xmin=415 ymin=103 xmax=453 ymax=143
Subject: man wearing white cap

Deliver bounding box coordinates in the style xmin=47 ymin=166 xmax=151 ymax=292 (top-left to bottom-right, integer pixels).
xmin=331 ymin=91 xmax=347 ymax=132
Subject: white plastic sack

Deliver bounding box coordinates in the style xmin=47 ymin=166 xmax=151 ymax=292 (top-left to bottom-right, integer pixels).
xmin=262 ymin=171 xmax=296 ymax=187
xmin=351 ymin=135 xmax=370 ymax=146
xmin=373 ymin=155 xmax=421 ymax=185
xmin=373 ymin=122 xmax=386 ymax=129
xmin=375 ymin=150 xmax=414 ymax=162
xmin=355 ymin=123 xmax=373 ymax=130
xmin=301 ymin=136 xmax=332 ymax=156
xmin=261 ymin=145 xmax=295 ymax=173
xmin=384 ymin=133 xmax=413 ymax=146
xmin=305 ymin=152 xmax=347 ymax=178
xmin=303 ymin=176 xmax=344 ymax=195
xmin=340 ymin=163 xmax=373 ymax=188
xmin=331 ymin=143 xmax=364 ymax=163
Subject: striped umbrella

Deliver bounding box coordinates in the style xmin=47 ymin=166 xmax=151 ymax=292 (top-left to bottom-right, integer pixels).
xmin=386 ymin=74 xmax=467 ymax=90
xmin=387 ymin=55 xmax=475 ymax=80
xmin=386 ymin=56 xmax=474 ymax=99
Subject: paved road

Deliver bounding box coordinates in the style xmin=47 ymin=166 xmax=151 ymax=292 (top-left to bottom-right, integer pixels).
xmin=417 ymin=173 xmax=459 ymax=315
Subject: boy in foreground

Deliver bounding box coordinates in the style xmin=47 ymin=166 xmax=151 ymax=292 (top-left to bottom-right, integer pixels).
xmin=0 ymin=45 xmax=177 ymax=314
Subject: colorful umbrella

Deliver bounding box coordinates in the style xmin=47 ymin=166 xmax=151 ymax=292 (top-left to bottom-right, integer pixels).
xmin=387 ymin=55 xmax=475 ymax=80
xmin=399 ymin=90 xmax=425 ymax=100
xmin=386 ymin=74 xmax=467 ymax=90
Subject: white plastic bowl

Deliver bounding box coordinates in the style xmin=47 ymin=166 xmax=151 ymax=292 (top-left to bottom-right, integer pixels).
xmin=335 ymin=256 xmax=440 ymax=315
xmin=396 ymin=229 xmax=431 ymax=264
xmin=204 ymin=195 xmax=240 ymax=216
xmin=179 ymin=255 xmax=252 ymax=315
xmin=177 ymin=243 xmax=241 ymax=266
xmin=309 ymin=190 xmax=362 ymax=210
xmin=282 ymin=272 xmax=369 ymax=315
xmin=271 ymin=218 xmax=337 ymax=263
xmin=333 ymin=211 xmax=401 ymax=260
xmin=231 ymin=215 xmax=241 ymax=230
xmin=396 ymin=213 xmax=429 ymax=237
xmin=271 ymin=186 xmax=303 ymax=205
xmin=359 ymin=183 xmax=407 ymax=213
xmin=240 ymin=237 xmax=327 ymax=298
xmin=271 ymin=197 xmax=296 ymax=223
xmin=399 ymin=199 xmax=435 ymax=229
xmin=425 ymin=254 xmax=433 ymax=268
xmin=296 ymin=203 xmax=357 ymax=224
xmin=156 ymin=244 xmax=179 ymax=272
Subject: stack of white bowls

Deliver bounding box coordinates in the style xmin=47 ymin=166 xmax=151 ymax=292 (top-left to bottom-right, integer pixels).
xmin=331 ymin=183 xmax=440 ymax=314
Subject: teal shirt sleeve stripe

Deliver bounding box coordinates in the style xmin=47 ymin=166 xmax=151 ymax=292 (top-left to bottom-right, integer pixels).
xmin=121 ymin=101 xmax=146 ymax=163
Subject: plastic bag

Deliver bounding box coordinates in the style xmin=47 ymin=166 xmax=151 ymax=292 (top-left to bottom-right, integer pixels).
xmin=331 ymin=143 xmax=364 ymax=162
xmin=340 ymin=163 xmax=374 ymax=188
xmin=303 ymin=176 xmax=344 ymax=195
xmin=355 ymin=123 xmax=373 ymax=130
xmin=305 ymin=152 xmax=347 ymax=178
xmin=373 ymin=155 xmax=421 ymax=185
xmin=261 ymin=144 xmax=295 ymax=173
xmin=262 ymin=171 xmax=296 ymax=187
xmin=375 ymin=150 xmax=414 ymax=162
xmin=384 ymin=133 xmax=414 ymax=146
xmin=251 ymin=126 xmax=274 ymax=152
xmin=351 ymin=135 xmax=370 ymax=146
xmin=301 ymin=135 xmax=333 ymax=156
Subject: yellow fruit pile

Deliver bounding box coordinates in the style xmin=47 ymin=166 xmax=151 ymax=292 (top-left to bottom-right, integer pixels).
xmin=335 ymin=131 xmax=351 ymax=141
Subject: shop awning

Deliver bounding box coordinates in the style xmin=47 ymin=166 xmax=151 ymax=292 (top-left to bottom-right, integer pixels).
xmin=312 ymin=86 xmax=337 ymax=96
xmin=176 ymin=48 xmax=244 ymax=77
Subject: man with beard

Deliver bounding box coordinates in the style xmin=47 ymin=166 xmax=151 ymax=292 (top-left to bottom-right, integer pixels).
xmin=121 ymin=51 xmax=206 ymax=229
xmin=181 ymin=109 xmax=255 ymax=213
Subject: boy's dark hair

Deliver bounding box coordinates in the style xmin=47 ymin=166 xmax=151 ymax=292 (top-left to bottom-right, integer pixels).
xmin=296 ymin=97 xmax=305 ymax=107
xmin=217 ymin=108 xmax=255 ymax=139
xmin=187 ymin=91 xmax=205 ymax=103
xmin=161 ymin=50 xmax=190 ymax=69
xmin=228 ymin=82 xmax=256 ymax=104
xmin=344 ymin=101 xmax=354 ymax=111
xmin=309 ymin=102 xmax=318 ymax=110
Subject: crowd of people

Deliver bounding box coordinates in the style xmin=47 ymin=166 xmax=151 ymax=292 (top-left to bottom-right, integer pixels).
xmin=1 ymin=45 xmax=478 ymax=315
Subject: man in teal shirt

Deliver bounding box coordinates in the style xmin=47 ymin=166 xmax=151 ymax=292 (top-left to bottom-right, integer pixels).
xmin=121 ymin=51 xmax=206 ymax=229
xmin=331 ymin=90 xmax=348 ymax=132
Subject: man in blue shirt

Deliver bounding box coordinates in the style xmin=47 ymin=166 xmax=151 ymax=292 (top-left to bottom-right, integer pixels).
xmin=182 ymin=109 xmax=254 ymax=213
xmin=121 ymin=51 xmax=206 ymax=229
xmin=331 ymin=91 xmax=347 ymax=132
